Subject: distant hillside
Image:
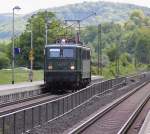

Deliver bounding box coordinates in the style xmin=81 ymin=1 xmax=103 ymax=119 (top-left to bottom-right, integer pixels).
xmin=51 ymin=2 xmax=150 ymax=23
xmin=0 ymin=1 xmax=150 ymax=40
xmin=0 ymin=13 xmax=26 ymax=40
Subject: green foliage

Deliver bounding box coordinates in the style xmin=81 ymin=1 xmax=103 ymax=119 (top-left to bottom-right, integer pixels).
xmin=0 ymin=69 xmax=43 ymax=84
xmin=82 ymin=9 xmax=150 ymax=78
xmin=1 ymin=1 xmax=150 ymax=40
xmin=91 ymin=66 xmax=98 ymax=75
xmin=147 ymin=64 xmax=150 ymax=71
xmin=0 ymin=8 xmax=150 ymax=80
xmin=16 ymin=11 xmax=65 ymax=69
xmin=0 ymin=52 xmax=10 ymax=69
xmin=129 ymin=9 xmax=145 ymax=27
xmin=134 ymin=28 xmax=150 ymax=64
xmin=106 ymin=44 xmax=117 ymax=62
xmin=0 ymin=42 xmax=10 ymax=69
xmin=120 ymin=53 xmax=132 ymax=66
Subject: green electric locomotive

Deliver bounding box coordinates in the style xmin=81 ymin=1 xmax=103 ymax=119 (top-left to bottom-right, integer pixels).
xmin=44 ymin=39 xmax=91 ymax=92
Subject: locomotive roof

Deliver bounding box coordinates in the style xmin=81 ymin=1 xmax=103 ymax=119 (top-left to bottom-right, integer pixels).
xmin=45 ymin=44 xmax=90 ymax=50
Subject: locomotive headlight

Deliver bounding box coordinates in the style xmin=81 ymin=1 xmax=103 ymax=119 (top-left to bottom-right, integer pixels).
xmin=70 ymin=65 xmax=75 ymax=70
xmin=48 ymin=64 xmax=53 ymax=70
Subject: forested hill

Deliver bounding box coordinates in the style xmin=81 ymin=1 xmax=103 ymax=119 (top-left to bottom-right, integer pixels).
xmin=51 ymin=1 xmax=150 ymax=24
xmin=0 ymin=1 xmax=150 ymax=40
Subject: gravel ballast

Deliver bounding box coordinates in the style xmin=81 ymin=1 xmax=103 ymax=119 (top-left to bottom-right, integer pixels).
xmin=28 ymin=81 xmax=143 ymax=134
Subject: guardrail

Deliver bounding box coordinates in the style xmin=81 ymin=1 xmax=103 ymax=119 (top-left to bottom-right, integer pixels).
xmin=0 ymin=74 xmax=147 ymax=134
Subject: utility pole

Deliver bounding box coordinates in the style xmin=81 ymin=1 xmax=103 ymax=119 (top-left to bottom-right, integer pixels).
xmin=116 ymin=28 xmax=121 ymax=78
xmin=115 ymin=45 xmax=119 ymax=78
xmin=29 ymin=29 xmax=33 ymax=82
xmin=77 ymin=20 xmax=81 ymax=40
xmin=45 ymin=10 xmax=48 ymax=46
xmin=100 ymin=24 xmax=102 ymax=76
xmin=98 ymin=24 xmax=100 ymax=75
xmin=98 ymin=24 xmax=102 ymax=75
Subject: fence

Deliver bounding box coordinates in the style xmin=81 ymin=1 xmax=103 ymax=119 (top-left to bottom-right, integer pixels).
xmin=0 ymin=74 xmax=147 ymax=134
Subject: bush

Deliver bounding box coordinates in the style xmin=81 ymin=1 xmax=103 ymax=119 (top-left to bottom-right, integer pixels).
xmin=147 ymin=64 xmax=150 ymax=71
xmin=0 ymin=52 xmax=10 ymax=69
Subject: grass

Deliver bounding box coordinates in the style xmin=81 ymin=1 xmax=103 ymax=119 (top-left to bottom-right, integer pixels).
xmin=92 ymin=63 xmax=148 ymax=79
xmin=0 ymin=63 xmax=148 ymax=84
xmin=0 ymin=68 xmax=43 ymax=84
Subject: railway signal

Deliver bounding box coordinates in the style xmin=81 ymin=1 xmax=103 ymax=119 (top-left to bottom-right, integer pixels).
xmin=29 ymin=48 xmax=34 ymax=82
xmin=29 ymin=49 xmax=34 ymax=61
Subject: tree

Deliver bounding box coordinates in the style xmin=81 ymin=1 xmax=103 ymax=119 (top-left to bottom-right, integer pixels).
xmin=106 ymin=44 xmax=118 ymax=62
xmin=16 ymin=11 xmax=65 ymax=69
xmin=120 ymin=53 xmax=132 ymax=66
xmin=129 ymin=9 xmax=145 ymax=27
xmin=0 ymin=52 xmax=10 ymax=69
xmin=135 ymin=27 xmax=150 ymax=64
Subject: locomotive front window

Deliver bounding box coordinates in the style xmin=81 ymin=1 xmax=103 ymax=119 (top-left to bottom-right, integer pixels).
xmin=63 ymin=49 xmax=74 ymax=58
xmin=49 ymin=49 xmax=60 ymax=57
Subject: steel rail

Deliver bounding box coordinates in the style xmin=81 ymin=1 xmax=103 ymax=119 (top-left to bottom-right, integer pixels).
xmin=67 ymin=81 xmax=148 ymax=134
xmin=0 ymin=76 xmax=128 ymax=134
xmin=0 ymin=76 xmax=102 ymax=106
xmin=0 ymin=92 xmax=50 ymax=109
xmin=117 ymin=91 xmax=150 ymax=134
xmin=0 ymin=77 xmax=125 ymax=118
xmin=0 ymin=78 xmax=105 ymax=116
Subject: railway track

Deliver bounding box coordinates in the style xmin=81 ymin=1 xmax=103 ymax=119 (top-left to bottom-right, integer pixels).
xmin=117 ymin=92 xmax=150 ymax=134
xmin=0 ymin=93 xmax=62 ymax=115
xmin=0 ymin=91 xmax=48 ymax=108
xmin=0 ymin=76 xmax=102 ymax=106
xmin=0 ymin=75 xmax=146 ymax=134
xmin=0 ymin=77 xmax=103 ymax=114
xmin=68 ymin=81 xmax=150 ymax=134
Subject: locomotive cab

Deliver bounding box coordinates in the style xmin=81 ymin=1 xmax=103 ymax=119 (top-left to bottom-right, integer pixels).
xmin=44 ymin=42 xmax=91 ymax=92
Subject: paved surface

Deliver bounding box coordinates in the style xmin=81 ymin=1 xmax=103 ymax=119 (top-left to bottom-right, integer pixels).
xmin=0 ymin=81 xmax=44 ymax=95
xmin=0 ymin=76 xmax=102 ymax=96
xmin=0 ymin=76 xmax=102 ymax=91
xmin=126 ymin=95 xmax=150 ymax=134
xmin=0 ymin=81 xmax=44 ymax=90
xmin=138 ymin=110 xmax=150 ymax=134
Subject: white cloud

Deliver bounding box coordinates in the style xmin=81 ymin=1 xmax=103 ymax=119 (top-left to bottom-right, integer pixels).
xmin=0 ymin=0 xmax=150 ymax=14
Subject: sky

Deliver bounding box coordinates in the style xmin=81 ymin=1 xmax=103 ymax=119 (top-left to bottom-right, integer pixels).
xmin=0 ymin=0 xmax=150 ymax=14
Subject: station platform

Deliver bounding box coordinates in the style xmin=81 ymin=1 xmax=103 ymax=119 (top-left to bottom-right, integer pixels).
xmin=0 ymin=81 xmax=44 ymax=96
xmin=139 ymin=110 xmax=150 ymax=134
xmin=91 ymin=75 xmax=104 ymax=83
xmin=0 ymin=76 xmax=103 ymax=96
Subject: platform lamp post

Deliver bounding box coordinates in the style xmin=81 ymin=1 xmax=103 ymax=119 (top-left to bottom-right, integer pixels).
xmin=12 ymin=6 xmax=21 ymax=84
